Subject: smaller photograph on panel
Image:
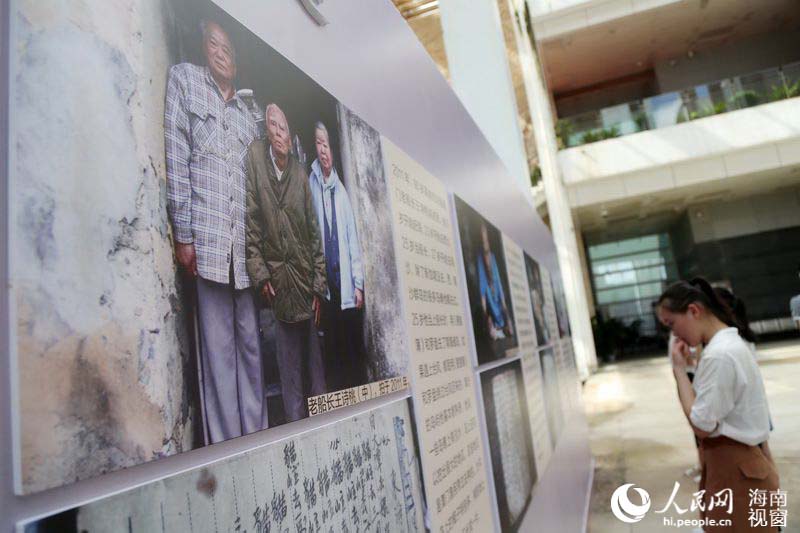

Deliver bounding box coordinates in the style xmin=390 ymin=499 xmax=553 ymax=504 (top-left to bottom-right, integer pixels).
xmin=20 ymin=399 xmax=427 ymax=533
xmin=540 ymin=268 xmax=560 ymax=342
xmin=551 ymin=275 xmax=571 ymax=338
xmin=480 ymin=361 xmax=537 ymax=532
xmin=539 ymin=347 xmax=564 ymax=447
xmin=523 ymin=253 xmax=550 ymax=347
xmin=454 ymin=196 xmax=519 ymax=365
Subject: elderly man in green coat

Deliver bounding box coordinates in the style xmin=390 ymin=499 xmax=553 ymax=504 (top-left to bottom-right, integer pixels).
xmin=245 ymin=103 xmax=327 ymax=422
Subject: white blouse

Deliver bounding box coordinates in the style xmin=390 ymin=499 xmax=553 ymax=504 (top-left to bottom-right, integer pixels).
xmin=690 ymin=328 xmax=772 ymax=446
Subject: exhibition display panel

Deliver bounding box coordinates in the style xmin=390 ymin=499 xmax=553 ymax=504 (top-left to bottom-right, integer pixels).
xmin=0 ymin=1 xmax=593 ymax=531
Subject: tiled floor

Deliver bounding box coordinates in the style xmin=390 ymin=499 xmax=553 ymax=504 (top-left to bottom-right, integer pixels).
xmin=584 ymin=340 xmax=800 ymax=532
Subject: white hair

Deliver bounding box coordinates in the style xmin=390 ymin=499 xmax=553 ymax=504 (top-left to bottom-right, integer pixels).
xmin=265 ymin=103 xmax=287 ymax=123
xmin=265 ymin=103 xmax=290 ymax=138
xmin=314 ymin=121 xmax=329 ymax=139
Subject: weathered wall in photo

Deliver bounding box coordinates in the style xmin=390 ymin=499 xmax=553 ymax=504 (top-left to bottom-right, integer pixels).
xmin=336 ymin=105 xmax=408 ymax=381
xmin=14 ymin=0 xmax=197 ymax=493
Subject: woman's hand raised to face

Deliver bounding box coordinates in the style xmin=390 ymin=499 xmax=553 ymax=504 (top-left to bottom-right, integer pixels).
xmin=670 ymin=338 xmax=691 ymax=370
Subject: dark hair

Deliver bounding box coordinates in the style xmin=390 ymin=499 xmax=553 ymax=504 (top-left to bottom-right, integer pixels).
xmin=657 ymin=278 xmax=756 ymax=343
xmin=712 ymin=287 xmax=756 ymax=343
xmin=199 ymin=20 xmax=236 ymax=59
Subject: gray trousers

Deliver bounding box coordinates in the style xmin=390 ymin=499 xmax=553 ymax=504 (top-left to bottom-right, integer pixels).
xmin=275 ymin=319 xmax=326 ymax=422
xmin=197 ymin=276 xmax=266 ymax=444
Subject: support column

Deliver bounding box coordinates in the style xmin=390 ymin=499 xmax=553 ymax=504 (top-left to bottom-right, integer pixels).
xmin=509 ymin=0 xmax=599 ymax=378
xmin=438 ymin=0 xmax=530 ymax=191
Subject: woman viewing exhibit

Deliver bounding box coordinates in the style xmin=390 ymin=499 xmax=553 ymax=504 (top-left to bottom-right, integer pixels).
xmin=674 ymin=286 xmax=774 ymax=484
xmin=656 ymin=278 xmax=779 ymax=532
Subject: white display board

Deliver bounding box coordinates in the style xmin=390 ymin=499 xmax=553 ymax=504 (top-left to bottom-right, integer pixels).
xmin=502 ymin=236 xmax=554 ymax=475
xmin=385 ymin=138 xmax=494 ymax=533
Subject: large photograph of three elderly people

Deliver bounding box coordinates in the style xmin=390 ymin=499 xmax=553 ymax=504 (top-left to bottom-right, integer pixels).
xmin=13 ymin=0 xmax=407 ymax=493
xmin=165 ymin=3 xmax=407 ymax=439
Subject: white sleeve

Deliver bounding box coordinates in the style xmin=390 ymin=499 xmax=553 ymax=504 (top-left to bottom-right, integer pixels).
xmin=690 ymin=357 xmax=738 ymax=432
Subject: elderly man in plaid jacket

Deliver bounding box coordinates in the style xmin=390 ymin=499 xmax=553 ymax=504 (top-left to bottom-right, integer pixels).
xmin=165 ymin=20 xmax=266 ymax=443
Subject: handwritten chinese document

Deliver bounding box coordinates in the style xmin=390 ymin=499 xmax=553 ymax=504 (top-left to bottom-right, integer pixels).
xmin=26 ymin=401 xmax=425 ymax=533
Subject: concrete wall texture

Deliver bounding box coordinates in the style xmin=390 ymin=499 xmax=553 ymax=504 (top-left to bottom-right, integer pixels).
xmin=337 ymin=104 xmax=409 ymax=381
xmin=13 ymin=0 xmax=198 ymax=493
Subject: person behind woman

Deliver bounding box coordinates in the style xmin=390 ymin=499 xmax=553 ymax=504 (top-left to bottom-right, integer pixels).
xmin=657 ymin=278 xmax=779 ymax=532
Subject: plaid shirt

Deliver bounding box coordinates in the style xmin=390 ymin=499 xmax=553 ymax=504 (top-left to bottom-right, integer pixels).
xmin=165 ymin=63 xmax=257 ymax=288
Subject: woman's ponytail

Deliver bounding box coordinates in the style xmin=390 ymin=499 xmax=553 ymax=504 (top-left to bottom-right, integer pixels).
xmin=712 ymin=285 xmax=757 ymax=344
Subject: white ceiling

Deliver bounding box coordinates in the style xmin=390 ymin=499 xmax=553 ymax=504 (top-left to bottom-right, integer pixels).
xmin=538 ymin=0 xmax=800 ymax=94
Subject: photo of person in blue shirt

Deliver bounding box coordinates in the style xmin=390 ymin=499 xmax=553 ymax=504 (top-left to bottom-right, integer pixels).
xmin=455 ymin=196 xmax=519 ymax=364
xmin=478 ymin=223 xmax=514 ymax=341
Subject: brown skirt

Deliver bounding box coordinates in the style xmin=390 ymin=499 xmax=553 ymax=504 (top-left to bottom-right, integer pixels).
xmin=700 ymin=436 xmax=780 ymax=532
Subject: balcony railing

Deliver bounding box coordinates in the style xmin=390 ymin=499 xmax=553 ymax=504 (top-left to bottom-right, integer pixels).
xmin=555 ymin=61 xmax=800 ymax=148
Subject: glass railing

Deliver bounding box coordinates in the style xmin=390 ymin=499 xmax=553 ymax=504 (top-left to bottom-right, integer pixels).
xmin=556 ymin=61 xmax=800 ymax=148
